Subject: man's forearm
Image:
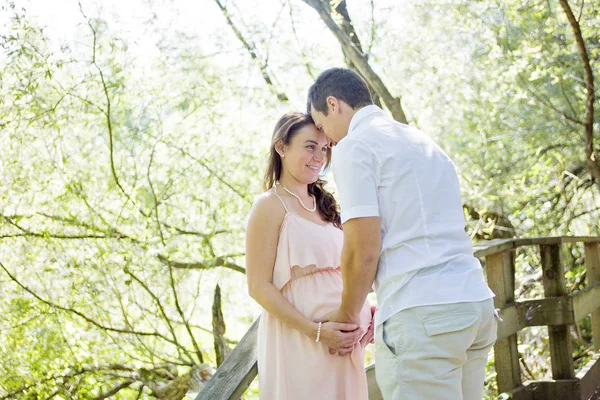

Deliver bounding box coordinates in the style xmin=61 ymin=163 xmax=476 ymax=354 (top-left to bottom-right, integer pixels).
xmin=339 ymin=249 xmax=378 ymax=321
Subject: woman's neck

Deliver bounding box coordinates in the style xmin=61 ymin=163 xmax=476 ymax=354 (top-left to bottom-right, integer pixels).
xmin=277 ymin=174 xmax=309 ymax=198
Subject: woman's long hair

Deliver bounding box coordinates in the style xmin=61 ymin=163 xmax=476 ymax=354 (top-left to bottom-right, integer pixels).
xmin=263 ymin=113 xmax=341 ymax=228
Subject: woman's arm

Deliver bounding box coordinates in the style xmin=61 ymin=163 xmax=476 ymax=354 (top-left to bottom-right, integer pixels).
xmin=246 ymin=193 xmax=362 ymax=348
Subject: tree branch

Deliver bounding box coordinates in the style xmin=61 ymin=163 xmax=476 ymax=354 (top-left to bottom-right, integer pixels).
xmin=367 ymin=0 xmax=376 ymax=56
xmin=0 ymin=214 xmax=137 ymax=241
xmin=79 ymin=2 xmax=134 ymax=203
xmin=287 ymin=0 xmax=316 ymax=79
xmin=516 ymin=72 xmax=584 ymax=125
xmin=164 ymin=140 xmax=251 ymax=203
xmin=147 ymin=138 xmax=167 ymax=247
xmin=94 ymin=380 xmax=133 ymax=400
xmin=301 ymin=0 xmax=407 ymax=123
xmin=157 ymin=254 xmax=245 ymax=274
xmin=134 ymin=384 xmax=145 ymax=400
xmin=328 ymin=0 xmax=382 ymax=107
xmin=569 ymin=205 xmax=600 ymax=220
xmin=2 ymin=209 xmax=217 ymax=244
xmin=0 ymin=260 xmax=178 ymax=345
xmin=463 ymin=203 xmax=516 ymax=239
xmin=0 ymin=364 xmax=136 ymax=400
xmin=212 ymin=284 xmax=230 ymax=366
xmin=165 ymin=258 xmax=205 ymax=363
xmin=559 ymin=0 xmax=600 ymax=181
xmin=164 ymin=224 xmax=228 ymax=238
xmin=105 ymin=272 xmax=171 ymax=365
xmin=214 ymin=0 xmax=288 ymax=101
xmin=123 ymin=266 xmax=196 ymax=364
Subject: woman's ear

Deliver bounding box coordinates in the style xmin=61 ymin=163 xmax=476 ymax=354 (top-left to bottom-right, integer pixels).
xmin=275 ymin=140 xmax=285 ymax=158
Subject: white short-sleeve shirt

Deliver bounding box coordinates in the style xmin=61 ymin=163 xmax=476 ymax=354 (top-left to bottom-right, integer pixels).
xmin=332 ymin=105 xmax=494 ymax=326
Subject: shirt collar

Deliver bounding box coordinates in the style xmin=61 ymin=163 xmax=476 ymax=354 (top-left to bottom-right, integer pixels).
xmin=348 ymin=105 xmax=385 ymax=135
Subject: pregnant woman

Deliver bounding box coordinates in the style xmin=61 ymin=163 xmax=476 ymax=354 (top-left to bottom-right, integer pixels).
xmin=245 ymin=112 xmax=373 ymax=399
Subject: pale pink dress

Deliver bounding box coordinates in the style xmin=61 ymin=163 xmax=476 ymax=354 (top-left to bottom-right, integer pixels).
xmin=257 ymin=191 xmax=372 ymax=400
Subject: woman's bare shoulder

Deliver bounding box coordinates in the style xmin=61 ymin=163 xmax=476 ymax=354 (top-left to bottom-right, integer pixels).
xmin=248 ymin=191 xmax=287 ymax=225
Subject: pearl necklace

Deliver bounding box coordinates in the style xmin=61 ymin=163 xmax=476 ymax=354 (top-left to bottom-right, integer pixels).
xmin=275 ymin=181 xmax=317 ymax=212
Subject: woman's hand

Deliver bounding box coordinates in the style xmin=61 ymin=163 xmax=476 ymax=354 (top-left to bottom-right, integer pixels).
xmin=359 ymin=304 xmax=377 ymax=347
xmin=317 ymin=321 xmax=363 ymax=352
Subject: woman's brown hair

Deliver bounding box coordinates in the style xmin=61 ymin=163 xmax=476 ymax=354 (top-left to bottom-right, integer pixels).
xmin=263 ymin=113 xmax=341 ymax=228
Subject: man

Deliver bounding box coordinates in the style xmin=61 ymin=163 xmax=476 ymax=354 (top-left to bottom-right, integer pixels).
xmin=308 ymin=68 xmax=497 ymax=400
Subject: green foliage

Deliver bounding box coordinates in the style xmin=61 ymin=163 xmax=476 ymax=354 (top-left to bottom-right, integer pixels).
xmin=0 ymin=0 xmax=599 ymax=398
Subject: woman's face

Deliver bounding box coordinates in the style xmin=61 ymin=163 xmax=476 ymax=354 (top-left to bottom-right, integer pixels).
xmin=280 ymin=124 xmax=328 ymax=184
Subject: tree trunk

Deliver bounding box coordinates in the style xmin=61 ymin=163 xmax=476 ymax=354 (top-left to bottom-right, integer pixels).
xmin=559 ymin=0 xmax=600 ymax=182
xmin=301 ymin=0 xmax=408 ymax=123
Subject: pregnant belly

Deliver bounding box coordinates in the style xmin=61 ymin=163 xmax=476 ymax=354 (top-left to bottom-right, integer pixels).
xmin=281 ymin=268 xmax=371 ymax=334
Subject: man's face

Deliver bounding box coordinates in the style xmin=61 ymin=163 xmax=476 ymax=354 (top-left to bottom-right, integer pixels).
xmin=310 ymin=103 xmax=345 ymax=147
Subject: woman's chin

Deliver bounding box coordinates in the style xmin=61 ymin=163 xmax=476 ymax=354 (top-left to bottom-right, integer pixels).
xmin=306 ymin=170 xmax=322 ymax=181
xmin=298 ymin=173 xmax=319 ymax=184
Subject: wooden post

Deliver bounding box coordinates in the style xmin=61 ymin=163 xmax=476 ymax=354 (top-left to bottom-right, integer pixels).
xmin=540 ymin=243 xmax=574 ymax=379
xmin=584 ymin=242 xmax=600 ymax=351
xmin=486 ymin=250 xmax=521 ymax=393
xmin=197 ymin=318 xmax=259 ymax=400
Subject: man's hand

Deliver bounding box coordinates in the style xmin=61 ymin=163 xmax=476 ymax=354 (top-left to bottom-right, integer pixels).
xmin=317 ymin=321 xmax=363 ymax=353
xmin=320 ymin=308 xmax=361 ymax=326
xmin=319 ymin=308 xmax=362 ymax=355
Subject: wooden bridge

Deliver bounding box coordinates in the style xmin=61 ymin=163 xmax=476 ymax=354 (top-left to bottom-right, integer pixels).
xmin=198 ymin=236 xmax=600 ymax=400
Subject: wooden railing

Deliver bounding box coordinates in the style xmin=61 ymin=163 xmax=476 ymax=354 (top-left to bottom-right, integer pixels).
xmin=197 ymin=236 xmax=600 ymax=400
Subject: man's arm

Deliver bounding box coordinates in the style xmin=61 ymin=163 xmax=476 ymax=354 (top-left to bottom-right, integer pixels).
xmin=338 ymin=216 xmax=381 ymax=324
xmin=323 ymin=137 xmax=381 ymax=348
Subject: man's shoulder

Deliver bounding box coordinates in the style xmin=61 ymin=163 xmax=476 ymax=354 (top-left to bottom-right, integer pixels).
xmin=368 ymin=117 xmax=439 ymax=149
xmin=334 ymin=135 xmax=378 ymax=159
xmin=357 ymin=113 xmax=415 ymax=139
xmin=348 ymin=116 xmax=411 ymax=154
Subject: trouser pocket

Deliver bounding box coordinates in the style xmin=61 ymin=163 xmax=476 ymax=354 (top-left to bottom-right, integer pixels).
xmin=422 ymin=312 xmax=478 ymax=336
xmin=381 ymin=318 xmax=398 ymax=356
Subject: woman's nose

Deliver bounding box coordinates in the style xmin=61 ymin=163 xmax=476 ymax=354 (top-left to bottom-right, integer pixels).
xmin=314 ymin=150 xmax=326 ymax=161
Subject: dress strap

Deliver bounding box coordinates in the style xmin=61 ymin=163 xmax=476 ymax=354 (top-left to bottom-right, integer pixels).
xmin=270 ymin=187 xmax=289 ymax=213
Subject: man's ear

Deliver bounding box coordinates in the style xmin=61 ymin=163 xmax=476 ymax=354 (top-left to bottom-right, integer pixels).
xmin=326 ymin=96 xmax=339 ymax=114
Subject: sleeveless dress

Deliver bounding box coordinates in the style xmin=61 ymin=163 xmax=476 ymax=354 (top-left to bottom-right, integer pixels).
xmin=257 ymin=190 xmax=372 ymax=400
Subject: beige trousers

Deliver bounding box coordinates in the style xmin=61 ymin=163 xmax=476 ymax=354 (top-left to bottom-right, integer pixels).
xmin=375 ymin=298 xmax=498 ymax=400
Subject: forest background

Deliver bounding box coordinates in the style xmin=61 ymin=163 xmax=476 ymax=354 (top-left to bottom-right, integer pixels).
xmin=1 ymin=0 xmax=599 ymax=398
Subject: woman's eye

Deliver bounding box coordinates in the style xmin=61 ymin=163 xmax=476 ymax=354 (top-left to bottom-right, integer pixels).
xmin=307 ymin=145 xmax=315 ymax=150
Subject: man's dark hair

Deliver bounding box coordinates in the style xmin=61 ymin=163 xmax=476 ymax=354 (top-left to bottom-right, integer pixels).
xmin=307 ymin=68 xmax=373 ymax=115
